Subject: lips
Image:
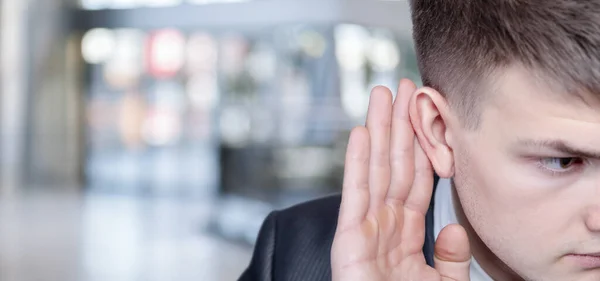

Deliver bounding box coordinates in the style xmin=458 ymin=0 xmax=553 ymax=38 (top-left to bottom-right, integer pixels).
xmin=566 ymin=253 xmax=600 ymax=269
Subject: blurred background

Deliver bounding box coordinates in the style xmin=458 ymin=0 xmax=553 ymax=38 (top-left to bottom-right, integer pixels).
xmin=0 ymin=0 xmax=419 ymax=280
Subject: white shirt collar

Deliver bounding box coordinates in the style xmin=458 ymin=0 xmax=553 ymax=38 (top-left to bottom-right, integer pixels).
xmin=433 ymin=177 xmax=493 ymax=281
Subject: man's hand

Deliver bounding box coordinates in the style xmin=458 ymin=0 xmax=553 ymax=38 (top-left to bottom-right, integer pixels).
xmin=331 ymin=80 xmax=472 ymax=281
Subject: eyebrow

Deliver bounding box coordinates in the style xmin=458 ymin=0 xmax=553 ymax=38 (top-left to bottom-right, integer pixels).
xmin=517 ymin=139 xmax=600 ymax=159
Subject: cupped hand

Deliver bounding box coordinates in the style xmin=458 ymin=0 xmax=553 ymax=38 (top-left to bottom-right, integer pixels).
xmin=331 ymin=79 xmax=472 ymax=281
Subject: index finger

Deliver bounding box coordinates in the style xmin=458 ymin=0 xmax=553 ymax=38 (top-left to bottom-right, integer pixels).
xmin=337 ymin=126 xmax=371 ymax=231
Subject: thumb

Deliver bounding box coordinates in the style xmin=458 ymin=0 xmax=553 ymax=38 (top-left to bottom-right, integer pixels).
xmin=434 ymin=224 xmax=472 ymax=281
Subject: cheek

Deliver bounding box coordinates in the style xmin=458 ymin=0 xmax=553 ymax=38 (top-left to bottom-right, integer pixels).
xmin=455 ymin=155 xmax=546 ymax=236
xmin=453 ymin=147 xmax=508 ymax=232
xmin=453 ymin=144 xmax=573 ymax=273
xmin=454 ymin=138 xmax=549 ymax=212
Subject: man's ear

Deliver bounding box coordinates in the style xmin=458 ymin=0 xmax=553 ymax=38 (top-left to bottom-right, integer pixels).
xmin=409 ymin=87 xmax=455 ymax=178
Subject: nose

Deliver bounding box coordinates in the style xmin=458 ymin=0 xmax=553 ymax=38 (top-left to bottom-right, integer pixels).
xmin=585 ymin=206 xmax=600 ymax=232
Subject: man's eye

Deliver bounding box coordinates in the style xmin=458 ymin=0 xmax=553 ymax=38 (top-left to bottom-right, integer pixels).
xmin=540 ymin=157 xmax=582 ymax=170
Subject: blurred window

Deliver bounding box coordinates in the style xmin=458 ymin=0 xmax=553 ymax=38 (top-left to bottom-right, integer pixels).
xmin=75 ymin=1 xmax=420 ymax=205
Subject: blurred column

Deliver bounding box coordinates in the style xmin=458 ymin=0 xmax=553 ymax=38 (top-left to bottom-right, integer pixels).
xmin=1 ymin=0 xmax=82 ymax=192
xmin=1 ymin=0 xmax=29 ymax=194
xmin=25 ymin=0 xmax=83 ymax=188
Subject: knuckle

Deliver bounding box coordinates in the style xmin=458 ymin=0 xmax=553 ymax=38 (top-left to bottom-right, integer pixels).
xmin=390 ymin=176 xmax=412 ymax=194
xmin=390 ymin=147 xmax=411 ymax=165
xmin=348 ymin=152 xmax=369 ymax=164
xmin=371 ymin=149 xmax=390 ymax=167
xmin=343 ymin=180 xmax=369 ymax=191
xmin=376 ymin=118 xmax=392 ymax=129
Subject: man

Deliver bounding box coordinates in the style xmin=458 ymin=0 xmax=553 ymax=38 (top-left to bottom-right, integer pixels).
xmin=239 ymin=1 xmax=600 ymax=280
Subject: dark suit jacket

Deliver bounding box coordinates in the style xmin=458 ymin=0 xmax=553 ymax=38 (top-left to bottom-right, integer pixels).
xmin=239 ymin=176 xmax=440 ymax=281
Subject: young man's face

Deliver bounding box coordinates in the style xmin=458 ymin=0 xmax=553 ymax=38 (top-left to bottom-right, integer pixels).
xmin=451 ymin=67 xmax=600 ymax=280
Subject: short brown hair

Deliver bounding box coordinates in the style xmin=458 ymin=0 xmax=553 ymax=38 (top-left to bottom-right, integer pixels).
xmin=409 ymin=0 xmax=600 ymax=128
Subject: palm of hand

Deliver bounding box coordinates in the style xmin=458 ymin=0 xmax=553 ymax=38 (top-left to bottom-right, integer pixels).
xmin=332 ymin=198 xmax=440 ymax=280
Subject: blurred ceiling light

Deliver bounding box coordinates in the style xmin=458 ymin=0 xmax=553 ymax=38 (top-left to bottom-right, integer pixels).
xmin=187 ymin=73 xmax=219 ymax=108
xmin=335 ymin=24 xmax=369 ymax=71
xmin=186 ymin=32 xmax=218 ymax=74
xmin=82 ymin=28 xmax=116 ymax=64
xmin=342 ymin=89 xmax=369 ymax=119
xmin=299 ymin=30 xmax=327 ymax=58
xmin=114 ymin=29 xmax=144 ymax=59
xmin=141 ymin=110 xmax=182 ymax=146
xmin=367 ymin=37 xmax=401 ymax=72
xmin=219 ymin=106 xmax=251 ymax=148
xmin=104 ymin=29 xmax=144 ymax=89
xmin=341 ymin=74 xmax=369 ymax=119
xmin=104 ymin=62 xmax=141 ymax=90
xmin=246 ymin=43 xmax=277 ymax=82
xmin=141 ymin=81 xmax=186 ymax=147
xmin=146 ymin=29 xmax=186 ymax=78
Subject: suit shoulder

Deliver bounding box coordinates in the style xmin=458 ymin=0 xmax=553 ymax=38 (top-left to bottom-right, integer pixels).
xmin=269 ymin=194 xmax=341 ymax=281
xmin=273 ymin=194 xmax=341 ymax=247
xmin=277 ymin=194 xmax=341 ymax=224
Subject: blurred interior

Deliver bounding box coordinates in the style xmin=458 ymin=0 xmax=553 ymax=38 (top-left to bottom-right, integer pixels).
xmin=0 ymin=0 xmax=418 ymax=280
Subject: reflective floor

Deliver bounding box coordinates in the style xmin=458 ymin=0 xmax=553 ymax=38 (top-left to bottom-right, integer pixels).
xmin=0 ymin=189 xmax=252 ymax=281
